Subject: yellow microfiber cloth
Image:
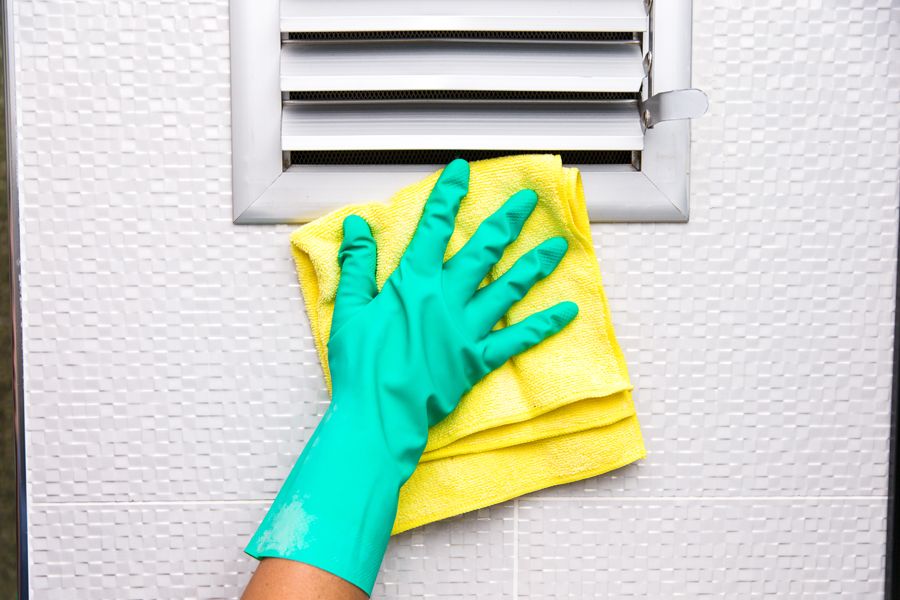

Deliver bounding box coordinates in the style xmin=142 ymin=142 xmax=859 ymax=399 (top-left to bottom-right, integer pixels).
xmin=290 ymin=154 xmax=646 ymax=534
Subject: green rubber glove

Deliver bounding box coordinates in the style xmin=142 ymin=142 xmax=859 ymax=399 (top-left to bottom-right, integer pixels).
xmin=245 ymin=159 xmax=578 ymax=594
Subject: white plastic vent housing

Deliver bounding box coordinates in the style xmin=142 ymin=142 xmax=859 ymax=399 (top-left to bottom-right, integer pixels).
xmin=229 ymin=0 xmax=707 ymax=223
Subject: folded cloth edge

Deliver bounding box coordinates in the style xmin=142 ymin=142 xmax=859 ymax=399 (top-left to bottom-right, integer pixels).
xmin=419 ymin=389 xmax=635 ymax=463
xmin=393 ymin=414 xmax=647 ymax=534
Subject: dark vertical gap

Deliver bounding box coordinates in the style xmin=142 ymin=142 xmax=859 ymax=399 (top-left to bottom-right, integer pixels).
xmin=886 ymin=205 xmax=900 ymax=600
xmin=0 ymin=2 xmax=23 ymax=596
xmin=0 ymin=2 xmax=19 ymax=600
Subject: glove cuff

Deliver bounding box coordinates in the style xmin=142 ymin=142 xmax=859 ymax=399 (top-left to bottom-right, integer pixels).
xmin=245 ymin=403 xmax=403 ymax=594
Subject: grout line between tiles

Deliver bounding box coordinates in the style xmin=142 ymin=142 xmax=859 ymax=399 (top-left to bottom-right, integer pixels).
xmin=526 ymin=495 xmax=890 ymax=501
xmin=512 ymin=497 xmax=519 ymax=600
xmin=28 ymin=494 xmax=890 ymax=509
xmin=30 ymin=499 xmax=273 ymax=508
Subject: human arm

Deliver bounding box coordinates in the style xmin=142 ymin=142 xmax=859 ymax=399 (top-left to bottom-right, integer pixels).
xmin=241 ymin=559 xmax=366 ymax=600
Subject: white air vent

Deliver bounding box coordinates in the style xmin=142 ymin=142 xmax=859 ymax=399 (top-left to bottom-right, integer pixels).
xmin=230 ymin=0 xmax=707 ymax=223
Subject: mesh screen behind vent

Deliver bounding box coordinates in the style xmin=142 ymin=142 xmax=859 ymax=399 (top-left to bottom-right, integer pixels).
xmin=287 ymin=90 xmax=639 ymax=102
xmin=289 ymin=149 xmax=636 ymax=166
xmin=286 ymin=31 xmax=637 ymax=42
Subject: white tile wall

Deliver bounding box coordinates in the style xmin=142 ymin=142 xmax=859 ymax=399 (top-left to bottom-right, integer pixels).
xmin=28 ymin=503 xmax=513 ymax=600
xmin=14 ymin=0 xmax=900 ymax=597
xmin=517 ymin=498 xmax=887 ymax=598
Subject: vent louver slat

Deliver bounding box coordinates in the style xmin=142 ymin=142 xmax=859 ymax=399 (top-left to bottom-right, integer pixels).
xmin=281 ymin=41 xmax=645 ymax=93
xmin=280 ymin=0 xmax=649 ymax=33
xmin=282 ymin=102 xmax=643 ymax=152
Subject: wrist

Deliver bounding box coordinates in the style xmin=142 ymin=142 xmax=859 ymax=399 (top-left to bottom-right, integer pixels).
xmin=327 ymin=382 xmax=432 ymax=483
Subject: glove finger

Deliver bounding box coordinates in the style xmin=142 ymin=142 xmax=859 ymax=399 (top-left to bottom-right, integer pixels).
xmin=443 ymin=189 xmax=538 ymax=303
xmin=481 ymin=301 xmax=578 ymax=371
xmin=331 ymin=215 xmax=378 ymax=337
xmin=402 ymin=158 xmax=469 ymax=270
xmin=465 ymin=236 xmax=568 ymax=336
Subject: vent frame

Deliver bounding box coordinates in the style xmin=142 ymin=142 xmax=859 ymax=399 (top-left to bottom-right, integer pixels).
xmin=230 ymin=0 xmax=697 ymax=224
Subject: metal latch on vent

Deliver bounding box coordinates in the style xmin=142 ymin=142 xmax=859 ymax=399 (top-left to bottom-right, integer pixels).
xmin=641 ymin=89 xmax=709 ymax=128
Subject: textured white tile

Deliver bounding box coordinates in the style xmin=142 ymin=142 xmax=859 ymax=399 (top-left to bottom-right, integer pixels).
xmin=376 ymin=504 xmax=514 ymax=599
xmin=517 ymin=499 xmax=887 ymax=599
xmin=28 ymin=503 xmax=263 ymax=600
xmin=27 ymin=502 xmax=513 ymax=600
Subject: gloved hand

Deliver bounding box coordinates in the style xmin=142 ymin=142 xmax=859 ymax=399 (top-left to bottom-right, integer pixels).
xmin=245 ymin=159 xmax=578 ymax=594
